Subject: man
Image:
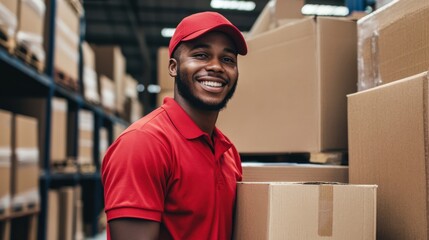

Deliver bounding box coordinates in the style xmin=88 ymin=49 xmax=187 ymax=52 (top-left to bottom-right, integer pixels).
xmin=102 ymin=11 xmax=247 ymax=240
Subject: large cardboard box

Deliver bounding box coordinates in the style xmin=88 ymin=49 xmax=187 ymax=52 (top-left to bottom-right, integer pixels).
xmin=16 ymin=0 xmax=46 ymax=65
xmin=348 ymin=71 xmax=429 ymax=239
xmin=0 ymin=109 xmax=12 ymax=216
xmin=218 ymin=17 xmax=357 ymax=153
xmin=157 ymin=47 xmax=174 ymax=91
xmin=242 ymin=163 xmax=348 ymax=183
xmin=12 ymin=114 xmax=39 ymax=209
xmin=357 ymin=0 xmax=429 ymax=91
xmin=234 ymin=182 xmax=377 ymax=239
xmin=93 ymin=45 xmax=126 ymax=113
xmin=0 ymin=0 xmax=18 ymax=40
xmin=59 ymin=187 xmax=76 ymax=240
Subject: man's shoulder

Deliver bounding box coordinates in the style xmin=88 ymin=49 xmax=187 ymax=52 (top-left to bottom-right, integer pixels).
xmin=119 ymin=107 xmax=172 ymax=139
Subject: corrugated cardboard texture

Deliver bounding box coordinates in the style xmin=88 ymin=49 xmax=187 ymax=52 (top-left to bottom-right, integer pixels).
xmin=357 ymin=0 xmax=429 ymax=91
xmin=218 ymin=17 xmax=356 ymax=153
xmin=348 ymin=71 xmax=428 ymax=239
xmin=234 ymin=183 xmax=377 ymax=239
xmin=157 ymin=47 xmax=174 ymax=91
xmin=242 ymin=163 xmax=348 ymax=183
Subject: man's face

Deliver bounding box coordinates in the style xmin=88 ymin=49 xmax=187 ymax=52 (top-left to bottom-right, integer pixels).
xmin=171 ymin=31 xmax=239 ymax=111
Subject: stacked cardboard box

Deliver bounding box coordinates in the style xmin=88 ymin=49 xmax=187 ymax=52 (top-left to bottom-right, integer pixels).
xmin=77 ymin=110 xmax=93 ymax=168
xmin=348 ymin=71 xmax=429 ymax=239
xmin=0 ymin=0 xmax=18 ymax=46
xmin=123 ymin=74 xmax=143 ymax=122
xmin=357 ymin=0 xmax=429 ymax=91
xmin=45 ymin=0 xmax=80 ymax=89
xmin=157 ymin=46 xmax=174 ymax=106
xmin=0 ymin=109 xmax=12 ymax=217
xmin=99 ymin=127 xmax=108 ymax=165
xmin=16 ymin=0 xmax=46 ymax=69
xmin=82 ymin=41 xmax=100 ymax=104
xmin=234 ymin=182 xmax=377 ymax=239
xmin=12 ymin=114 xmax=39 ymax=211
xmin=217 ymin=16 xmax=357 ymax=153
xmin=51 ymin=98 xmax=68 ymax=164
xmin=93 ymin=45 xmax=126 ymax=114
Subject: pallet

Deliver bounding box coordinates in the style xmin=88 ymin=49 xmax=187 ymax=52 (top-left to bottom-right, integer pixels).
xmin=240 ymin=151 xmax=348 ymax=165
xmin=54 ymin=68 xmax=79 ymax=92
xmin=11 ymin=201 xmax=39 ymax=214
xmin=52 ymin=159 xmax=78 ymax=173
xmin=79 ymin=163 xmax=96 ymax=173
xmin=0 ymin=28 xmax=15 ymax=54
xmin=14 ymin=43 xmax=44 ymax=73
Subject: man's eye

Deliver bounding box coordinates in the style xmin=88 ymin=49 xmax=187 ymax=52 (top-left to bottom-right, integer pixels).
xmin=223 ymin=57 xmax=236 ymax=63
xmin=194 ymin=53 xmax=208 ymax=58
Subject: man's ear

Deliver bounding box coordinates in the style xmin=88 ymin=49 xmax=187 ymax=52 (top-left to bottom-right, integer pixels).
xmin=169 ymin=58 xmax=177 ymax=77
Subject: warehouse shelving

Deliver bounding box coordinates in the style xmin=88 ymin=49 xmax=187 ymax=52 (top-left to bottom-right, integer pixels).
xmin=0 ymin=1 xmax=130 ymax=240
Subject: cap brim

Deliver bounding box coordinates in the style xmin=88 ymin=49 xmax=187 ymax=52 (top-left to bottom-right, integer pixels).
xmin=182 ymin=24 xmax=247 ymax=55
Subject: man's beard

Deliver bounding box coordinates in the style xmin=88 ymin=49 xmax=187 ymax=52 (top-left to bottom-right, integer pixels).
xmin=175 ymin=67 xmax=237 ymax=111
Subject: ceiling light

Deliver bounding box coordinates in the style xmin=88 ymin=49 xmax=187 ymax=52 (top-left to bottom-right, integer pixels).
xmin=301 ymin=4 xmax=349 ymax=16
xmin=210 ymin=0 xmax=256 ymax=11
xmin=161 ymin=28 xmax=175 ymax=38
xmin=148 ymin=84 xmax=161 ymax=93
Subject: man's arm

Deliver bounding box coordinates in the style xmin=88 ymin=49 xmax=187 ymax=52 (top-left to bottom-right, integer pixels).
xmin=109 ymin=218 xmax=160 ymax=240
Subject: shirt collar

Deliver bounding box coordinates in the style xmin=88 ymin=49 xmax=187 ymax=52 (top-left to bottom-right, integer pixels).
xmin=161 ymin=98 xmax=233 ymax=149
xmin=162 ymin=97 xmax=205 ymax=139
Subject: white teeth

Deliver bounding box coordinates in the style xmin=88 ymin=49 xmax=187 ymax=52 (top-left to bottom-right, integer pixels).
xmin=201 ymin=81 xmax=222 ymax=87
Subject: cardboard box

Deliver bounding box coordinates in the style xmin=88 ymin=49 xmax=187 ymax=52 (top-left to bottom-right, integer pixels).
xmin=99 ymin=127 xmax=108 ymax=165
xmin=275 ymin=0 xmax=305 ymax=20
xmin=357 ymin=0 xmax=429 ymax=91
xmin=217 ymin=17 xmax=357 ymax=153
xmin=242 ymin=163 xmax=348 ymax=183
xmin=51 ymin=98 xmax=67 ymax=163
xmin=78 ymin=110 xmax=93 ymax=165
xmin=16 ymin=0 xmax=46 ymax=64
xmin=0 ymin=0 xmax=18 ymax=39
xmin=12 ymin=114 xmax=39 ymax=208
xmin=157 ymin=47 xmax=174 ymax=91
xmin=93 ymin=45 xmax=126 ymax=113
xmin=82 ymin=41 xmax=100 ymax=104
xmin=0 ymin=109 xmax=12 ymax=215
xmin=59 ymin=187 xmax=76 ymax=240
xmin=47 ymin=190 xmax=59 ymax=240
xmin=45 ymin=0 xmax=80 ymax=82
xmin=234 ymin=182 xmax=377 ymax=239
xmin=348 ymin=71 xmax=429 ymax=239
xmin=99 ymin=75 xmax=116 ymax=111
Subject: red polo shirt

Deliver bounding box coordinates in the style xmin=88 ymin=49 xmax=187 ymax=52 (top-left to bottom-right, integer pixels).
xmin=102 ymin=97 xmax=242 ymax=240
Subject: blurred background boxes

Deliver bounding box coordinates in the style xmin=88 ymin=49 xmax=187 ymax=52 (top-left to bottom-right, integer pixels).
xmin=0 ymin=109 xmax=12 ymax=217
xmin=0 ymin=0 xmax=18 ymax=51
xmin=82 ymin=41 xmax=100 ymax=104
xmin=348 ymin=71 xmax=429 ymax=239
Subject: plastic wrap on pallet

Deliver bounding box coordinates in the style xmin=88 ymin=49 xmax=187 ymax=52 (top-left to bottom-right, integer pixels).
xmin=357 ymin=0 xmax=429 ymax=91
xmin=16 ymin=0 xmax=46 ymax=63
xmin=0 ymin=3 xmax=17 ymax=38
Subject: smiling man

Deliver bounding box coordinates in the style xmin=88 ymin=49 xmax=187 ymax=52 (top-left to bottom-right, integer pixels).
xmin=102 ymin=12 xmax=247 ymax=240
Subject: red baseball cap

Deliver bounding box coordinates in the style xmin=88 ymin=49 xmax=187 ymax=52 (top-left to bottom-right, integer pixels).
xmin=168 ymin=11 xmax=248 ymax=57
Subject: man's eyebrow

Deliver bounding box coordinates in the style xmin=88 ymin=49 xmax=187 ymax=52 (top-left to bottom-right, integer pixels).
xmin=190 ymin=43 xmax=237 ymax=55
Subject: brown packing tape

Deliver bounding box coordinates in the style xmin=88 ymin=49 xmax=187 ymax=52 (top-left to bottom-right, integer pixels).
xmin=318 ymin=184 xmax=333 ymax=237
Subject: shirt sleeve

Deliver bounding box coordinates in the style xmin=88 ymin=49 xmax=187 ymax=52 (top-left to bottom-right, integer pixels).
xmin=101 ymin=129 xmax=171 ymax=222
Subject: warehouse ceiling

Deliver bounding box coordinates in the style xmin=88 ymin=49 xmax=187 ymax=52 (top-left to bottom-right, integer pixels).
xmin=83 ymin=0 xmax=269 ymax=89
